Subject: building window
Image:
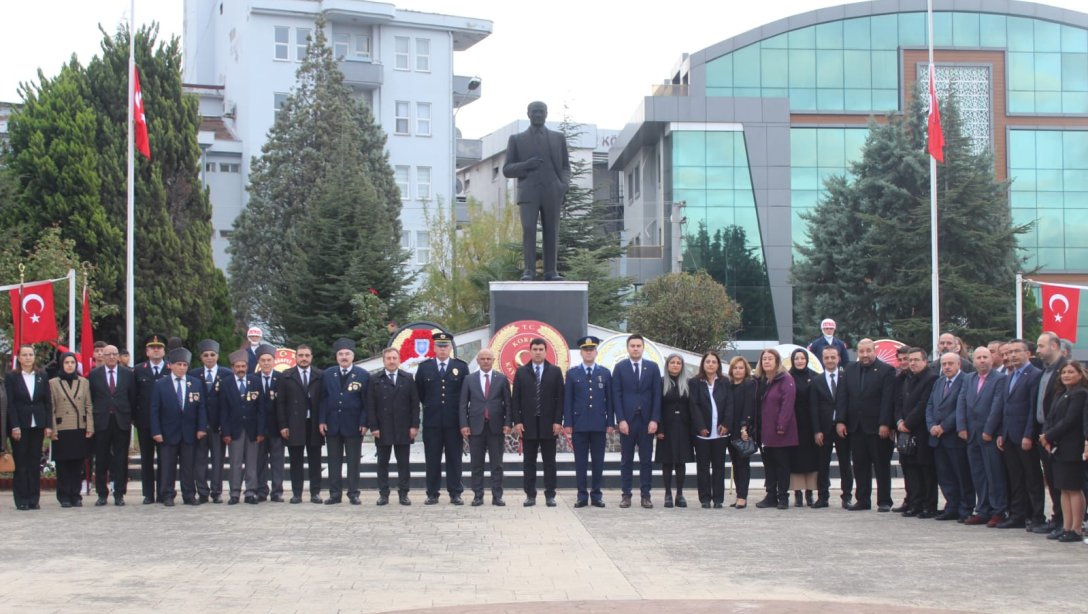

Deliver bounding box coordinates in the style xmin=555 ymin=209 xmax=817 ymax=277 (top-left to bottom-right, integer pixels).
xmin=296 ymin=28 xmax=311 ymax=61
xmin=332 ymin=34 xmax=350 ymax=60
xmin=415 ymin=102 xmax=431 ymax=136
xmin=218 ymin=162 xmax=241 ymax=173
xmin=415 ymin=231 xmax=430 ymax=264
xmin=353 ymin=35 xmax=371 ymax=60
xmin=416 ymin=166 xmax=431 ymax=200
xmin=627 ymin=166 xmax=641 ymax=201
xmin=395 ymin=165 xmax=410 ymax=200
xmin=205 ymin=162 xmax=216 ymax=173
xmin=394 ymin=36 xmax=410 ymax=70
xmin=274 ymin=92 xmax=289 ymax=114
xmin=415 ymin=38 xmax=431 ymax=72
xmin=274 ymin=26 xmax=290 ymax=60
xmin=394 ymin=101 xmax=410 ymax=135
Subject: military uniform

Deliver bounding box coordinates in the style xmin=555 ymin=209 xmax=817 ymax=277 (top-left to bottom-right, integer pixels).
xmin=564 ymin=336 xmax=614 ymax=507
xmin=319 ymin=337 xmax=370 ymax=504
xmin=133 ymin=334 xmax=169 ymax=503
xmin=415 ymin=332 xmax=468 ymax=504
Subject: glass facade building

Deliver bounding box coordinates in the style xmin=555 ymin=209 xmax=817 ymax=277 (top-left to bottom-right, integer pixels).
xmin=609 ymin=0 xmax=1088 ymax=347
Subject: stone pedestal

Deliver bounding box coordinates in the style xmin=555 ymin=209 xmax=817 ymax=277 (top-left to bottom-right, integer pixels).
xmin=490 ymin=281 xmax=588 ymax=346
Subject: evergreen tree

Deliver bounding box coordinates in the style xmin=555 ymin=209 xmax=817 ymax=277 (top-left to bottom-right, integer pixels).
xmin=684 ymin=222 xmax=775 ymax=339
xmin=627 ymin=271 xmax=742 ymax=354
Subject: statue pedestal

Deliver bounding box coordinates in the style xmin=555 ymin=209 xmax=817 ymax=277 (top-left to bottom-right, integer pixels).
xmin=490 ymin=281 xmax=589 ymax=346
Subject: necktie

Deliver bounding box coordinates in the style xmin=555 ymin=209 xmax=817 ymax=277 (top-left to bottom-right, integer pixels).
xmin=586 ymin=366 xmax=592 ymax=378
xmin=943 ymin=378 xmax=952 ymax=398
xmin=108 ymin=369 xmax=116 ymax=394
xmin=633 ymin=362 xmax=640 ymax=381
xmin=239 ymin=378 xmax=246 ymax=395
xmin=207 ymin=369 xmax=214 ymax=385
xmin=153 ymin=365 xmax=160 ymax=377
xmin=439 ymin=362 xmax=446 ymax=377
xmin=1009 ymin=369 xmax=1020 ymax=392
xmin=830 ymin=373 xmax=837 ymax=398
xmin=388 ymin=372 xmax=396 ymax=387
xmin=176 ymin=378 xmax=185 ymax=409
xmin=302 ymin=369 xmax=308 ymax=388
xmin=483 ymin=372 xmax=491 ymax=421
xmin=342 ymin=369 xmax=349 ymax=389
xmin=264 ymin=376 xmax=270 ymax=393
xmin=976 ymin=374 xmax=986 ymax=394
xmin=535 ymin=365 xmax=542 ymax=414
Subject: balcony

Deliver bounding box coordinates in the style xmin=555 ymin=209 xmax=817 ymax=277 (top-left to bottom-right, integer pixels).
xmin=339 ymin=60 xmax=383 ymax=89
xmin=452 ymin=75 xmax=481 ymax=108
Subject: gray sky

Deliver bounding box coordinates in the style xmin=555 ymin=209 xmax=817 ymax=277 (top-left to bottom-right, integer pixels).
xmin=3 ymin=1 xmax=1086 ymax=138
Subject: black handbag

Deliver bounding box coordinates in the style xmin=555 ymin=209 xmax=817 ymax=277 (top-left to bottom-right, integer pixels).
xmin=730 ymin=435 xmax=758 ymax=459
xmin=895 ymin=432 xmax=917 ymax=457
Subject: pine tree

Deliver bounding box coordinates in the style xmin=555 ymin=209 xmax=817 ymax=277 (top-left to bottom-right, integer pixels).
xmin=685 ymin=223 xmax=775 ymax=339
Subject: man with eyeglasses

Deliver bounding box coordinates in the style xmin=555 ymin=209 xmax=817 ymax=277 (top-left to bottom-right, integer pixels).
xmin=88 ymin=344 xmax=136 ymax=506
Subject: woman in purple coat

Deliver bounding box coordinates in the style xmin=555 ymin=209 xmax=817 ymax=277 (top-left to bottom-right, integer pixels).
xmin=754 ymin=349 xmax=797 ymax=510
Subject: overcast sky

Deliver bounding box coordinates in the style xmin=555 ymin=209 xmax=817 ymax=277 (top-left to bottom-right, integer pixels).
xmin=3 ymin=1 xmax=1086 ymax=138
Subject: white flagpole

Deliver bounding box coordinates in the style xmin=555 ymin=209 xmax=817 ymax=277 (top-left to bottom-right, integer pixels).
xmin=928 ymin=0 xmax=939 ymax=356
xmin=126 ymin=0 xmax=136 ymax=358
xmin=67 ymin=268 xmax=76 ymax=349
xmin=1015 ymin=273 xmax=1023 ymax=339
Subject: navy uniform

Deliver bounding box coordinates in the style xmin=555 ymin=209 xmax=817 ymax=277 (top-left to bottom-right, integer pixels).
xmin=319 ymin=337 xmax=370 ymax=504
xmin=194 ymin=339 xmax=232 ymax=503
xmin=563 ymin=336 xmax=614 ymax=507
xmin=150 ymin=347 xmax=208 ymax=506
xmin=222 ymin=349 xmax=265 ymax=504
xmin=133 ymin=334 xmax=169 ymax=504
xmin=415 ymin=332 xmax=469 ymax=505
xmin=253 ymin=344 xmax=284 ymax=502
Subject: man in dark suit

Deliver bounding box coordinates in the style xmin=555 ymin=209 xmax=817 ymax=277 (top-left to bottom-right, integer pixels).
xmin=836 ymin=338 xmax=895 ymax=512
xmin=416 ymin=332 xmax=469 ymax=505
xmin=930 ymin=332 xmax=975 ymax=375
xmin=501 ymin=100 xmax=571 ymax=281
xmin=511 ymin=337 xmax=565 ymax=507
xmin=894 ymin=348 xmax=939 ymax=517
xmin=564 ymin=336 xmax=614 ymax=508
xmin=222 ymin=350 xmax=264 ymax=504
xmin=926 ymin=352 xmax=975 ymax=520
xmin=984 ymin=338 xmax=1045 ymax=529
xmin=459 ymin=348 xmax=512 ymax=506
xmin=88 ymin=344 xmax=136 ymax=506
xmin=194 ymin=339 xmax=231 ymax=504
xmin=133 ymin=333 xmax=168 ymax=504
xmin=368 ymin=348 xmax=421 ymax=506
xmin=319 ymin=337 xmax=369 ymax=505
xmin=807 ymin=318 xmax=850 ymax=366
xmin=252 ymin=344 xmax=284 ymax=502
xmin=611 ymin=334 xmax=662 ymax=509
xmin=1030 ymin=331 xmax=1067 ymax=536
xmin=956 ymin=345 xmax=1009 ymax=527
xmin=275 ymin=344 xmax=325 ymax=504
xmin=810 ymin=345 xmax=847 ymax=508
xmin=150 ymin=347 xmax=208 ymax=506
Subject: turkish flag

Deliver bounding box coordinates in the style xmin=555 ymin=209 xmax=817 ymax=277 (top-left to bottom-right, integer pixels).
xmin=927 ymin=70 xmax=945 ymax=163
xmin=79 ymin=284 xmax=94 ymax=375
xmin=1041 ymin=283 xmax=1080 ymax=343
xmin=9 ymin=281 xmax=59 ymax=345
xmin=133 ymin=66 xmax=151 ymax=159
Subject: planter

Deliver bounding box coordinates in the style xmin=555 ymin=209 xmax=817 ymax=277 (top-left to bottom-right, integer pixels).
xmin=0 ymin=476 xmax=11 ymax=490
xmin=40 ymin=476 xmax=57 ymax=490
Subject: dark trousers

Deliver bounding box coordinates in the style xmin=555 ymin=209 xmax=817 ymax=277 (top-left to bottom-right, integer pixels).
xmin=94 ymin=415 xmax=130 ymax=497
xmin=967 ymin=438 xmax=1008 ymax=516
xmin=56 ymin=458 xmax=85 ymax=505
xmin=256 ymin=434 xmax=285 ymax=498
xmin=620 ymin=414 xmax=654 ymax=497
xmin=11 ymin=427 xmax=45 ymax=507
xmin=762 ymin=445 xmax=792 ymax=502
xmin=1041 ymin=451 xmax=1063 ymax=524
xmin=376 ymin=444 xmax=411 ymax=496
xmin=852 ymin=433 xmax=893 ymax=507
xmin=727 ymin=442 xmax=751 ymax=499
xmin=519 ymin=198 xmax=560 ymax=276
xmin=815 ymin=436 xmax=837 ymax=502
xmin=469 ymin=429 xmax=505 ymax=497
xmin=522 ymin=436 xmax=557 ymax=499
xmin=287 ymin=421 xmax=323 ymax=498
xmin=835 ymin=433 xmax=853 ymax=499
xmin=935 ymin=444 xmax=975 ymax=517
xmin=423 ymin=426 xmax=464 ymax=498
xmin=902 ymin=461 xmax=938 ymax=513
xmin=573 ymin=430 xmax=606 ymax=503
xmin=159 ymin=442 xmax=196 ymax=502
xmin=1003 ymin=441 xmax=1045 ymax=523
xmin=326 ymin=434 xmax=361 ymax=499
xmin=195 ymin=430 xmax=225 ymax=498
xmin=136 ymin=424 xmax=159 ymax=501
xmin=694 ymin=437 xmax=728 ymax=504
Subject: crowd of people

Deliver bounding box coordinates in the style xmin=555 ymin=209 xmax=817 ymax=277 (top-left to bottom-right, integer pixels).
xmin=3 ymin=323 xmax=1085 ymax=546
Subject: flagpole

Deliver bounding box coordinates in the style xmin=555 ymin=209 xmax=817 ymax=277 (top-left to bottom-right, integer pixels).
xmin=67 ymin=268 xmax=76 ymax=349
xmin=126 ymin=0 xmax=136 ymax=359
xmin=928 ymin=0 xmax=939 ymax=357
xmin=1015 ymin=273 xmax=1024 ymax=339
xmin=15 ymin=263 xmax=23 ymax=370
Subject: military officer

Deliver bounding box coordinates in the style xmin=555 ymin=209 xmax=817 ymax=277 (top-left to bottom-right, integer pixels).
xmin=319 ymin=337 xmax=370 ymax=505
xmin=194 ymin=339 xmax=231 ymax=503
xmin=563 ymin=336 xmax=615 ymax=508
xmin=415 ymin=332 xmax=469 ymax=505
xmin=150 ymin=346 xmax=208 ymax=506
xmin=133 ymin=334 xmax=169 ymax=504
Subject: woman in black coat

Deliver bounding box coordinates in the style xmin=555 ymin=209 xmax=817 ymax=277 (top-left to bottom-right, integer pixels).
xmin=1039 ymin=361 xmax=1088 ymax=543
xmin=6 ymin=344 xmax=52 ymax=510
xmin=788 ymin=348 xmax=820 ymax=507
xmin=691 ymin=351 xmax=732 ymax=508
xmin=725 ymin=356 xmax=756 ymax=508
xmin=655 ymin=354 xmax=693 ymax=508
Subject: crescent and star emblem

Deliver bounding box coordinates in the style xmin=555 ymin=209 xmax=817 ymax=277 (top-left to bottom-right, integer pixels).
xmin=21 ymin=293 xmax=45 ymax=323
xmin=1048 ymin=293 xmax=1070 ymax=323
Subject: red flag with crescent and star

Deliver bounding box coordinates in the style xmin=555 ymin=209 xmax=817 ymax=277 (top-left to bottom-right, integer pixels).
xmin=1041 ymin=283 xmax=1080 ymax=343
xmin=134 ymin=66 xmax=151 ymax=159
xmin=9 ymin=281 xmax=59 ymax=345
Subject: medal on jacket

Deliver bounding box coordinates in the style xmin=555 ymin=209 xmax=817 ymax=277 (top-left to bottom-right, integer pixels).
xmin=452 ymin=368 xmax=459 ymax=376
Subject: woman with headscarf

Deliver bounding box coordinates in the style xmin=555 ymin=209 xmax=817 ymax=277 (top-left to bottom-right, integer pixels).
xmin=788 ymin=348 xmax=819 ymax=507
xmin=754 ymin=348 xmax=797 ymax=509
xmin=655 ymin=354 xmax=693 ymax=508
xmin=49 ymin=351 xmax=94 ymax=507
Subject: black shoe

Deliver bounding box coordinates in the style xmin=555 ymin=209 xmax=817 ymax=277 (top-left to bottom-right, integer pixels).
xmin=399 ymin=494 xmax=411 ymax=506
xmin=425 ymin=496 xmax=439 ymax=505
xmin=1032 ymin=521 xmax=1057 ymax=534
xmin=902 ymin=509 xmax=919 ymax=517
xmin=713 ymin=501 xmax=724 ymax=509
xmin=813 ymin=499 xmax=829 ymax=509
xmin=701 ymin=502 xmax=711 ymax=509
xmin=846 ymin=502 xmax=871 ymax=511
xmin=311 ymin=495 xmax=324 ymax=504
xmin=450 ymin=496 xmax=464 ymax=506
xmin=211 ymin=496 xmax=222 ymax=504
xmin=663 ymin=494 xmax=674 ymax=508
xmin=574 ymin=500 xmax=588 ymax=508
xmin=1047 ymin=528 xmax=1065 ymax=540
xmin=257 ymin=495 xmax=268 ymax=502
xmin=520 ymin=272 xmax=534 ymax=281
xmin=29 ymin=503 xmax=40 ymax=510
xmin=183 ymin=499 xmax=199 ymax=506
xmin=492 ymin=497 xmax=505 ymax=507
xmin=841 ymin=497 xmax=853 ymax=509
xmin=776 ymin=500 xmax=789 ymax=510
xmin=349 ymin=496 xmax=361 ymax=505
xmin=641 ymin=497 xmax=653 ymax=509
xmin=619 ymin=495 xmax=632 ymax=508
xmin=377 ymin=495 xmax=389 ymax=506
xmin=675 ymin=495 xmax=687 ymax=508
xmin=324 ymin=497 xmax=342 ymax=505
xmin=163 ymin=499 xmax=175 ymax=507
xmin=289 ymin=496 xmax=302 ymax=504
xmin=471 ymin=497 xmax=484 ymax=507
xmin=143 ymin=497 xmax=154 ymax=505
xmin=95 ymin=498 xmax=108 ymax=507
xmin=245 ymin=496 xmax=258 ymax=504
xmin=60 ymin=502 xmax=73 ymax=508
xmin=524 ymin=498 xmax=536 ymax=507
xmin=591 ymin=499 xmax=606 ymax=508
xmin=917 ymin=510 xmax=938 ymax=519
xmin=546 ymin=497 xmax=557 ymax=507
xmin=892 ymin=504 xmax=908 ymax=513
xmin=114 ymin=495 xmax=125 ymax=506
xmin=16 ymin=504 xmax=28 ymax=511
xmin=544 ymin=273 xmax=566 ymax=281
xmin=228 ymin=497 xmax=239 ymax=505
xmin=1058 ymin=531 xmax=1083 ymax=543
xmin=198 ymin=495 xmax=209 ymax=504
xmin=877 ymin=504 xmax=892 ymax=513
xmin=794 ymin=491 xmax=803 ymax=507
xmin=934 ymin=511 xmax=959 ymax=521
xmin=755 ymin=497 xmax=777 ymax=509
xmin=806 ymin=491 xmax=815 ymax=507
xmin=270 ymin=494 xmax=284 ymax=503
xmin=996 ymin=518 xmax=1026 ymax=529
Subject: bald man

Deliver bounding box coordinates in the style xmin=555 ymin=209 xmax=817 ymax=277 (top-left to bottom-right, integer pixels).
xmin=956 ymin=346 xmax=1008 ymax=526
xmin=837 ymin=339 xmax=895 ymax=511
